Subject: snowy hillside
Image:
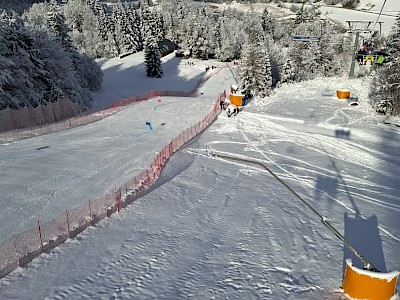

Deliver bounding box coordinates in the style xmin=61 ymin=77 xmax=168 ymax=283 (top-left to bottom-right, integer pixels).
xmin=213 ymin=0 xmax=398 ymax=36
xmin=0 ymin=51 xmax=399 ymax=299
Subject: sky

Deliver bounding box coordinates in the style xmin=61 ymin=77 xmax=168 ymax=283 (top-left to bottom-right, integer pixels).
xmin=0 ymin=2 xmax=400 ymax=299
xmin=0 ymin=49 xmax=399 ymax=299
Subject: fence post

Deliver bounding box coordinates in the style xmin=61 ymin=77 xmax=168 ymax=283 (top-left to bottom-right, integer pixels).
xmin=89 ymin=199 xmax=92 ymax=221
xmin=13 ymin=236 xmax=19 ymax=266
xmin=115 ymin=188 xmax=121 ymax=212
xmin=65 ymin=209 xmax=70 ymax=236
xmin=37 ymin=220 xmax=44 ymax=251
xmin=105 ymin=194 xmax=108 ymax=217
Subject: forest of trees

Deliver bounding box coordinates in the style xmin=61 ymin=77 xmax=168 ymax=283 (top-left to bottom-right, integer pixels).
xmin=371 ymin=13 xmax=400 ymax=116
xmin=193 ymin=0 xmax=361 ymax=9
xmin=0 ymin=0 xmax=399 ymax=116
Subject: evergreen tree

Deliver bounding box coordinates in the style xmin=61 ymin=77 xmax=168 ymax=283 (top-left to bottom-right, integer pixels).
xmin=261 ymin=7 xmax=275 ymax=37
xmin=0 ymin=11 xmax=88 ymax=109
xmin=0 ymin=31 xmax=15 ymax=109
xmin=217 ymin=18 xmax=236 ymax=62
xmin=238 ymin=11 xmax=272 ymax=98
xmin=85 ymin=0 xmax=117 ymax=57
xmin=0 ymin=16 xmax=46 ymax=108
xmin=113 ymin=1 xmax=139 ymax=56
xmin=141 ymin=0 xmax=163 ymax=42
xmin=174 ymin=0 xmax=190 ymax=46
xmin=385 ymin=13 xmax=400 ymax=63
xmin=127 ymin=5 xmax=143 ymax=52
xmin=373 ymin=12 xmax=400 ymax=115
xmin=63 ymin=0 xmax=102 ymax=58
xmin=279 ymin=56 xmax=296 ymax=86
xmin=187 ymin=3 xmax=212 ymax=60
xmin=47 ymin=0 xmax=74 ymax=50
xmin=144 ymin=35 xmax=163 ymax=78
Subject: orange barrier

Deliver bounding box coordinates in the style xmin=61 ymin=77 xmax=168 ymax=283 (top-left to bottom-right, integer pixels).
xmin=342 ymin=259 xmax=399 ymax=300
xmin=336 ymin=90 xmax=351 ymax=100
xmin=229 ymin=93 xmax=243 ymax=106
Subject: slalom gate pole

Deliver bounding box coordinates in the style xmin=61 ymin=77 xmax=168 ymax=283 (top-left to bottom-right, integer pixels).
xmin=210 ymin=150 xmax=377 ymax=270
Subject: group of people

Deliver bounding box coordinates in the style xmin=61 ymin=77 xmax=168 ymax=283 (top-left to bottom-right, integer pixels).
xmin=219 ymin=98 xmax=239 ymax=117
xmin=355 ymin=40 xmax=386 ymax=65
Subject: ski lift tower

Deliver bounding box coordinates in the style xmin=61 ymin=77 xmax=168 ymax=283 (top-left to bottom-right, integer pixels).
xmin=347 ymin=21 xmax=372 ymax=78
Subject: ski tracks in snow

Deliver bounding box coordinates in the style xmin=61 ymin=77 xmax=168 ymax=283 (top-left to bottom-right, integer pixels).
xmin=46 ymin=163 xmax=251 ymax=299
xmin=224 ymin=112 xmax=400 ymax=243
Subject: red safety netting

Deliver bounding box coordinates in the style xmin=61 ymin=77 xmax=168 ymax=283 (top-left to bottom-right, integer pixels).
xmin=0 ymin=66 xmax=227 ymax=280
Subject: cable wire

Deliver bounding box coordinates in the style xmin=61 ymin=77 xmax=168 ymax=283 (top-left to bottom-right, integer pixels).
xmin=371 ymin=0 xmax=387 ymax=33
xmin=211 ymin=150 xmax=378 ymax=272
xmin=304 ymin=0 xmax=348 ymax=30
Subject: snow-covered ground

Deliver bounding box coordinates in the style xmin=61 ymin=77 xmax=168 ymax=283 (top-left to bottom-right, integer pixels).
xmin=213 ymin=0 xmax=398 ymax=36
xmin=0 ymin=48 xmax=399 ymax=299
xmin=0 ymin=53 xmax=227 ymax=245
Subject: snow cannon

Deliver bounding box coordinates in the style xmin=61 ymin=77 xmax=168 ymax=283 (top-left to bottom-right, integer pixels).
xmin=229 ymin=84 xmax=244 ymax=107
xmin=342 ymin=259 xmax=399 ymax=300
xmin=230 ymin=94 xmax=243 ymax=107
xmin=336 ymin=89 xmax=351 ymax=100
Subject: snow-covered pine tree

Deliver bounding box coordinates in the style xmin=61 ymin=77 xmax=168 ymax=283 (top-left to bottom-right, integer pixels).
xmin=290 ymin=19 xmax=322 ymax=81
xmin=238 ymin=11 xmax=272 ymax=98
xmin=85 ymin=0 xmax=116 ymax=58
xmin=266 ymin=37 xmax=285 ymax=88
xmin=154 ymin=11 xmax=165 ymax=42
xmin=385 ymin=13 xmax=400 ymax=63
xmin=47 ymin=0 xmax=74 ymax=50
xmin=279 ymin=55 xmax=296 ymax=86
xmin=31 ymin=29 xmax=93 ymax=107
xmin=63 ymin=0 xmax=102 ymax=58
xmin=144 ymin=34 xmax=163 ymax=78
xmin=113 ymin=1 xmax=139 ymax=56
xmin=341 ymin=0 xmax=360 ymax=9
xmin=0 ymin=51 xmax=14 ymax=109
xmin=104 ymin=14 xmax=119 ymax=57
xmin=217 ymin=18 xmax=236 ymax=62
xmin=141 ymin=0 xmax=165 ymax=45
xmin=171 ymin=0 xmax=190 ymax=46
xmin=126 ymin=5 xmax=143 ymax=52
xmin=187 ymin=3 xmax=212 ymax=60
xmin=261 ymin=7 xmax=275 ymax=38
xmin=303 ymin=41 xmax=322 ymax=79
xmin=0 ymin=15 xmax=15 ymax=109
xmin=0 ymin=14 xmax=48 ymax=109
xmin=46 ymin=0 xmax=102 ymax=92
xmin=372 ymin=12 xmax=400 ymax=115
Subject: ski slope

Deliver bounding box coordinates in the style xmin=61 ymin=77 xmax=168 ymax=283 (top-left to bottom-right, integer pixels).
xmin=0 ymin=51 xmax=399 ymax=299
xmin=0 ymin=53 xmax=230 ymax=245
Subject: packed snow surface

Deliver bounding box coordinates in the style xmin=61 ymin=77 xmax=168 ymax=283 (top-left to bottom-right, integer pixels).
xmin=0 ymin=49 xmax=399 ymax=299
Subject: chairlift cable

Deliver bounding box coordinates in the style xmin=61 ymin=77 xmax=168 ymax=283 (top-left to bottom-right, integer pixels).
xmin=210 ymin=150 xmax=378 ymax=272
xmin=370 ymin=0 xmax=387 ymax=34
xmin=304 ymin=0 xmax=347 ymax=31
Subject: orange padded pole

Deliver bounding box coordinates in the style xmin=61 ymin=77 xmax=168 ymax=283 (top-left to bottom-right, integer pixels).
xmin=342 ymin=259 xmax=399 ymax=300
